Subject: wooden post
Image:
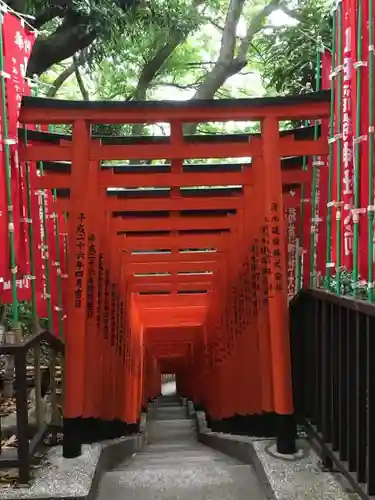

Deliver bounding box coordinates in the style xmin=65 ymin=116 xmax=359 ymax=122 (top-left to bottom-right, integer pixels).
xmin=83 ymin=157 xmax=101 ymax=419
xmin=240 ymin=177 xmax=263 ymax=416
xmin=261 ymin=116 xmax=296 ymax=454
xmin=251 ymin=157 xmax=274 ymax=414
xmin=63 ymin=119 xmax=91 ymax=458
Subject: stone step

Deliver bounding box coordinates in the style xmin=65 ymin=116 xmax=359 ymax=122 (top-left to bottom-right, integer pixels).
xmin=98 ymin=464 xmax=265 ymax=500
xmin=150 ymin=408 xmax=187 ymax=420
xmin=96 ymin=402 xmax=266 ymax=500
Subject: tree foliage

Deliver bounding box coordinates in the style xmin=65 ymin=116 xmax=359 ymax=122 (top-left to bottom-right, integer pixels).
xmin=252 ymin=0 xmax=332 ymax=95
xmin=7 ymin=0 xmax=333 ymax=139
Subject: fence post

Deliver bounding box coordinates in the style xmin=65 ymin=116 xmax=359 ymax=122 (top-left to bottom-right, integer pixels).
xmin=14 ymin=349 xmax=29 ymax=484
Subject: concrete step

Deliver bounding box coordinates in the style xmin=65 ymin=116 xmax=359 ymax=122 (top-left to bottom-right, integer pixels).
xmin=97 ymin=463 xmax=265 ymax=500
xmin=96 ymin=403 xmax=266 ymax=500
xmin=155 ymin=396 xmax=181 ymax=406
xmin=149 ymin=406 xmax=188 ymax=420
xmin=150 ymin=411 xmax=188 ymax=421
xmin=119 ymin=451 xmax=241 ymax=469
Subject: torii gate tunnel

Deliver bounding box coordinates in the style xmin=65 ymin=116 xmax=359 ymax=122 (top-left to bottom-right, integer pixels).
xmin=19 ymin=91 xmax=330 ymax=458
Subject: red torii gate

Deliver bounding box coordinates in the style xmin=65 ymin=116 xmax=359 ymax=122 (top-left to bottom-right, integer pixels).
xmin=18 ymin=91 xmax=329 ymax=457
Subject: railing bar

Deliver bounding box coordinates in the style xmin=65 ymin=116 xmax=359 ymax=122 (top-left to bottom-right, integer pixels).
xmin=331 ymin=303 xmax=339 ymax=451
xmin=300 ymin=298 xmax=308 ymax=417
xmin=366 ymin=316 xmax=375 ymax=495
xmin=34 ymin=345 xmax=43 ymax=430
xmin=14 ymin=350 xmax=30 ymax=485
xmin=314 ymin=299 xmax=322 ymax=429
xmin=347 ymin=309 xmax=358 ymax=472
xmin=356 ymin=312 xmax=367 ymax=483
xmin=0 ymin=410 xmax=2 ymax=456
xmin=305 ymin=298 xmax=315 ymax=419
xmin=338 ymin=305 xmax=348 ymax=461
xmin=49 ymin=350 xmax=59 ymax=445
xmin=290 ymin=299 xmax=303 ymax=416
xmin=321 ymin=299 xmax=332 ymax=442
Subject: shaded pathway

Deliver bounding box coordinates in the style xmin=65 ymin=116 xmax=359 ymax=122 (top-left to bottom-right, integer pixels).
xmin=96 ymin=397 xmax=266 ymax=500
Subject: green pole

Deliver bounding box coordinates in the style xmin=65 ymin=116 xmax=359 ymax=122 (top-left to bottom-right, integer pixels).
xmin=38 ymin=171 xmax=53 ymax=330
xmin=296 ymin=156 xmax=307 ymax=291
xmin=0 ymin=10 xmax=19 ymax=325
xmin=310 ymin=38 xmax=323 ymax=287
xmin=32 ymin=83 xmax=53 ymax=331
xmin=352 ymin=0 xmax=363 ymax=294
xmin=52 ymin=196 xmax=64 ymax=337
xmin=335 ymin=0 xmax=343 ymax=295
xmin=297 ymin=118 xmax=312 ymax=291
xmin=22 ymin=127 xmax=37 ymax=320
xmin=22 ymin=80 xmax=64 ymax=335
xmin=49 ymin=124 xmax=64 ymax=338
xmin=367 ymin=0 xmax=374 ymax=301
xmin=324 ymin=10 xmax=337 ymax=289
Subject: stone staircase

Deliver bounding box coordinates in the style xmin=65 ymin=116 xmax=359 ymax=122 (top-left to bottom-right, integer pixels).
xmin=96 ymin=396 xmax=265 ymax=499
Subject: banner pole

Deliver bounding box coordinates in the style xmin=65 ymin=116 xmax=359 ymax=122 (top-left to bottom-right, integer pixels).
xmin=22 ymin=125 xmax=37 ymax=321
xmin=367 ymin=0 xmax=374 ymax=301
xmin=324 ymin=11 xmax=337 ymax=289
xmin=309 ymin=38 xmax=323 ymax=287
xmin=296 ymin=131 xmax=309 ymax=291
xmin=33 ymin=85 xmax=53 ymax=331
xmin=0 ymin=10 xmax=19 ymax=324
xmin=335 ymin=0 xmax=343 ymax=295
xmin=52 ymin=190 xmax=64 ymax=337
xmin=49 ymin=124 xmax=64 ymax=338
xmin=352 ymin=0 xmax=362 ymax=293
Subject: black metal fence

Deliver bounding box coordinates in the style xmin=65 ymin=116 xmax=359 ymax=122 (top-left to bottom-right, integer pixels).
xmin=0 ymin=330 xmax=64 ymax=484
xmin=290 ymin=289 xmax=375 ymax=500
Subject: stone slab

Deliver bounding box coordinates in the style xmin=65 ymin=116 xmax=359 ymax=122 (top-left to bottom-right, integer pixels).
xmin=195 ymin=411 xmax=361 ymax=500
xmin=96 ymin=400 xmax=265 ymax=500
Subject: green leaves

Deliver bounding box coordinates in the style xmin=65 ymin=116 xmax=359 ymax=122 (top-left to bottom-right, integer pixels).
xmin=251 ymin=0 xmax=332 ymax=95
xmin=326 ymin=271 xmax=368 ymax=299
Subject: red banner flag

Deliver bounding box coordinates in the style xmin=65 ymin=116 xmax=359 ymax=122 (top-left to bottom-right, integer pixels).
xmin=0 ymin=11 xmax=36 ymax=302
xmin=28 ymin=161 xmax=48 ymax=317
xmin=358 ymin=0 xmax=370 ymax=282
xmin=45 ymin=192 xmax=61 ymax=335
xmin=0 ymin=118 xmax=6 ymax=289
xmin=341 ymin=0 xmax=354 ymax=271
xmin=315 ymin=49 xmax=331 ymax=281
xmin=330 ymin=13 xmax=339 ymax=275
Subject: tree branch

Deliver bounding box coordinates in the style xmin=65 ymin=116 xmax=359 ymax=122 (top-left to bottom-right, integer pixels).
xmin=46 ymin=63 xmax=75 ymax=98
xmin=278 ymin=5 xmax=305 ymax=23
xmin=184 ymin=0 xmax=282 ymax=134
xmin=33 ymin=6 xmax=65 ymax=29
xmin=237 ymin=0 xmax=281 ymax=60
xmin=202 ymin=15 xmax=242 ymax=40
xmin=217 ymin=0 xmax=247 ymax=63
xmin=73 ymin=55 xmax=89 ymax=100
xmin=130 ymin=34 xmax=185 ymax=136
xmin=188 ymin=0 xmax=247 ymax=105
xmin=27 ymin=14 xmax=96 ymax=76
xmin=131 ymin=0 xmax=204 ymax=137
xmin=106 ymin=90 xmax=134 ymax=100
xmin=46 ymin=50 xmax=88 ymax=98
xmin=151 ymin=81 xmax=198 ymax=90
